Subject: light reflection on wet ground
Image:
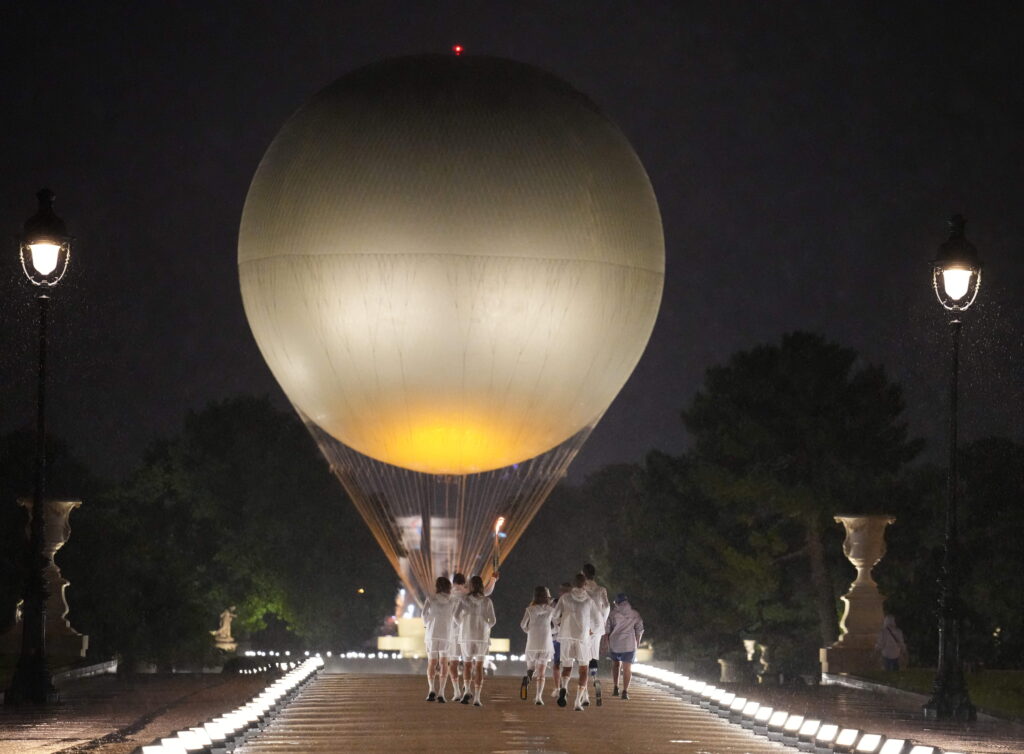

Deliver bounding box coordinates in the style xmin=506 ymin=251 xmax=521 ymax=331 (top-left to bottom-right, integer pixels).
xmin=708 ymin=682 xmax=1024 ymax=754
xmin=0 ymin=673 xmax=266 ymax=754
xmin=236 ymin=674 xmax=789 ymax=753
xmin=1 ymin=672 xmax=1022 ymax=753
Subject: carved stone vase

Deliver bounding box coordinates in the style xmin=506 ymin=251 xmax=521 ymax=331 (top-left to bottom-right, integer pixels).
xmin=819 ymin=513 xmax=894 ymax=675
xmin=1 ymin=499 xmax=89 ymax=659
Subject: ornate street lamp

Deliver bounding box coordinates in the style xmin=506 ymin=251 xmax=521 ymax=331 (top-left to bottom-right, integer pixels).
xmin=4 ymin=189 xmax=71 ymax=705
xmin=922 ymin=214 xmax=978 ymax=721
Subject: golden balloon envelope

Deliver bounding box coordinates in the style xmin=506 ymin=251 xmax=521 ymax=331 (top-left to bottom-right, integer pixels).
xmin=239 ymin=55 xmax=664 ymax=475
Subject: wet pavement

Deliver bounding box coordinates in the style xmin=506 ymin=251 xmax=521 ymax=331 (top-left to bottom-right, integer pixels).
xmin=240 ymin=673 xmax=1024 ymax=753
xmin=733 ymin=680 xmax=1024 ymax=754
xmin=0 ymin=673 xmax=267 ymax=753
xmin=1 ymin=670 xmax=1022 ymax=753
xmin=237 ymin=673 xmax=791 ymax=753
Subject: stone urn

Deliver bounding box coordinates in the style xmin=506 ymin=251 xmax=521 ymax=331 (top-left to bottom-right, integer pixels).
xmin=819 ymin=513 xmax=894 ymax=675
xmin=0 ymin=499 xmax=89 ymax=659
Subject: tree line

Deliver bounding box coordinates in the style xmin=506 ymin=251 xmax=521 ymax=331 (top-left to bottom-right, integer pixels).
xmin=1 ymin=331 xmax=1021 ymax=675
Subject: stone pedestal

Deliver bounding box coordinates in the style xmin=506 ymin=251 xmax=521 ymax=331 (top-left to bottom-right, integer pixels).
xmin=819 ymin=513 xmax=894 ymax=675
xmin=0 ymin=499 xmax=89 ymax=659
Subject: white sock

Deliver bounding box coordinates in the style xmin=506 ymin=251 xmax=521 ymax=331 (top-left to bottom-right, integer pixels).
xmin=536 ymin=677 xmax=546 ymax=700
xmin=428 ymin=677 xmax=435 ymax=693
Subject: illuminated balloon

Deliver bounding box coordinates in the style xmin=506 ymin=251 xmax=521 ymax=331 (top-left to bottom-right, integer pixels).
xmin=239 ymin=55 xmax=663 ymax=600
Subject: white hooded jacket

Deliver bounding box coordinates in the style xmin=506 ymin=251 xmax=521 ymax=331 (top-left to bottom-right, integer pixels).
xmin=520 ymin=603 xmax=555 ymax=654
xmin=422 ymin=592 xmax=457 ymax=644
xmin=454 ymin=593 xmax=496 ymax=644
xmin=552 ymin=587 xmax=600 ymax=643
xmin=584 ymin=579 xmax=611 ymax=633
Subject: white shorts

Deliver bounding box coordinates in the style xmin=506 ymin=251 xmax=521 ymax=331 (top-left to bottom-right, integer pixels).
xmin=559 ymin=638 xmax=589 ymax=664
xmin=524 ymin=649 xmax=553 ymax=667
xmin=425 ymin=637 xmax=451 ymax=659
xmin=461 ymin=640 xmax=489 ymax=660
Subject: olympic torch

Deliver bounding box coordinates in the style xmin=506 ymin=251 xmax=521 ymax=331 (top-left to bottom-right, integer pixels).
xmin=493 ymin=516 xmax=506 ymax=574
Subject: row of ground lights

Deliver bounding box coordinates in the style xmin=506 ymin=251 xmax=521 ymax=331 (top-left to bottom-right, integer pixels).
xmin=632 ymin=664 xmax=967 ymax=754
xmin=244 ymin=650 xmax=527 ymax=662
xmin=137 ymin=657 xmax=323 ymax=753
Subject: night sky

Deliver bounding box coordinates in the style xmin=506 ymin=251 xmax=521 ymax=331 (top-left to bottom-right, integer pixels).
xmin=1 ymin=2 xmax=1022 ymax=484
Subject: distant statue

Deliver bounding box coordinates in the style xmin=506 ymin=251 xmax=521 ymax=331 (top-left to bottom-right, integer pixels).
xmin=211 ymin=606 xmax=237 ymax=651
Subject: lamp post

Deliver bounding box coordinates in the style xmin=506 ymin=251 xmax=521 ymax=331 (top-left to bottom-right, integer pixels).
xmin=922 ymin=214 xmax=978 ymax=721
xmin=4 ymin=189 xmax=71 ymax=705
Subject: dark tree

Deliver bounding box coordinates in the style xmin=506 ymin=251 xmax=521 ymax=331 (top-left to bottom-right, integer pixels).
xmin=880 ymin=438 xmax=1024 ymax=669
xmin=60 ymin=396 xmax=396 ymax=666
xmin=592 ymin=453 xmax=782 ymax=668
xmin=682 ymin=332 xmax=923 ymax=647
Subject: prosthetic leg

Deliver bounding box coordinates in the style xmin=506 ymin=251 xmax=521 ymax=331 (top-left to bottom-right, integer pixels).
xmin=589 ymin=658 xmax=602 ymax=707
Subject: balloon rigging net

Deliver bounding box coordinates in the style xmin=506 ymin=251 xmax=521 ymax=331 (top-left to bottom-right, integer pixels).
xmin=302 ymin=414 xmax=596 ymax=605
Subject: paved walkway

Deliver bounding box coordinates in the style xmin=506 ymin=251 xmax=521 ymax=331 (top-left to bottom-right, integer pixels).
xmin=0 ymin=673 xmax=266 ymax=754
xmin=237 ymin=673 xmax=789 ymax=753
xmin=2 ymin=671 xmax=1022 ymax=753
xmin=238 ymin=673 xmax=1024 ymax=754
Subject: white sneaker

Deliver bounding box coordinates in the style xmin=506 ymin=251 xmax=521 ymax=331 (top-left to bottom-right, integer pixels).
xmin=574 ymin=702 xmax=584 ymax=711
xmin=535 ymin=697 xmax=544 ymax=706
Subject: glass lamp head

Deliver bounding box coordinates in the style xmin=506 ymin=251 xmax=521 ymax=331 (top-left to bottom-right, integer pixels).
xmin=932 ymin=214 xmax=981 ymax=311
xmin=20 ymin=188 xmax=71 ymax=287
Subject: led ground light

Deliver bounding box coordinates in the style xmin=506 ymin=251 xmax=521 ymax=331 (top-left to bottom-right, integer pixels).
xmin=833 ymin=727 xmax=864 ymax=752
xmin=797 ymin=718 xmax=823 ymax=746
xmin=715 ymin=691 xmax=736 ymax=715
xmin=781 ymin=714 xmax=805 ymax=738
xmin=701 ymin=687 xmax=726 ymax=710
xmin=752 ymin=705 xmax=774 ymax=731
xmin=740 ymin=700 xmax=761 ymax=727
xmin=814 ymin=722 xmax=841 ymax=749
xmin=727 ymin=696 xmax=748 ymax=717
xmin=766 ymin=709 xmax=791 ymax=738
xmin=878 ymin=740 xmax=911 ymax=754
xmin=854 ymin=733 xmax=885 ymax=753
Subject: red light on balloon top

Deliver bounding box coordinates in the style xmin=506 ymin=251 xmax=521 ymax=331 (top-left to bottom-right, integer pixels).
xmin=452 ymin=45 xmax=464 ymax=56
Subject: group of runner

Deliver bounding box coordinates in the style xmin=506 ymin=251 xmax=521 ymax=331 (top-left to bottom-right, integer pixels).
xmin=421 ymin=563 xmax=644 ymax=711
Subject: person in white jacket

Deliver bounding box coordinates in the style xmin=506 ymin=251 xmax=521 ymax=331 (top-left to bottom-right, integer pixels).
xmin=582 ymin=563 xmax=611 ymax=705
xmin=447 ymin=570 xmax=499 ymax=700
xmin=549 ymin=582 xmax=572 ymax=698
xmin=606 ymin=593 xmax=644 ymax=700
xmin=453 ymin=575 xmax=496 ymax=706
xmin=551 ymin=573 xmax=600 ymax=711
xmin=421 ymin=576 xmax=457 ymax=702
xmin=520 ymin=586 xmax=555 ymax=705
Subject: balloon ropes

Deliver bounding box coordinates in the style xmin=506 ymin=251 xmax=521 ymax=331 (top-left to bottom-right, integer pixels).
xmin=305 ymin=415 xmax=596 ymax=604
xmin=238 ymin=55 xmax=665 ymax=605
